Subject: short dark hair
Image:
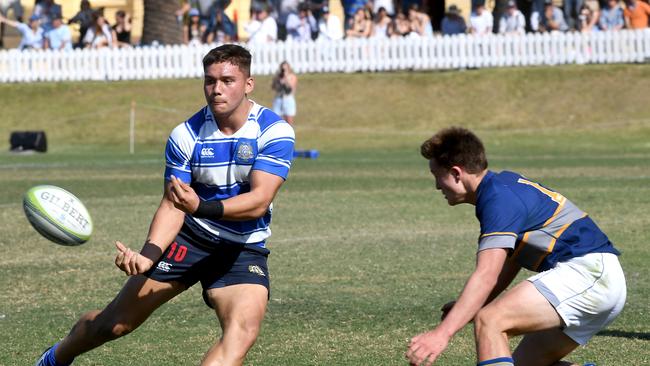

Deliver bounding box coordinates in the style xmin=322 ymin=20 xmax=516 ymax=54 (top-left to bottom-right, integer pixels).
xmin=420 ymin=127 xmax=488 ymax=173
xmin=202 ymin=44 xmax=252 ymax=77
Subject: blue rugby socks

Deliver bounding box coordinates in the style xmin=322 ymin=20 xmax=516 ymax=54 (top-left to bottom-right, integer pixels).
xmin=38 ymin=342 xmax=73 ymax=366
xmin=477 ymin=357 xmax=514 ymax=366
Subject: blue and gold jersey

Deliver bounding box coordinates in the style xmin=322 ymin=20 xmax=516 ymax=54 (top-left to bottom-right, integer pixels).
xmin=476 ymin=171 xmax=619 ymax=272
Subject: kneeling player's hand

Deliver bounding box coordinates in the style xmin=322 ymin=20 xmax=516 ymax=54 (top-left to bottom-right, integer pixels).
xmin=114 ymin=241 xmax=154 ymax=275
xmin=406 ymin=328 xmax=451 ymax=366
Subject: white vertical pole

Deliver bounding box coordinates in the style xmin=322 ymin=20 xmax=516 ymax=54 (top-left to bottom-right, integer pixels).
xmin=129 ymin=100 xmax=136 ymax=154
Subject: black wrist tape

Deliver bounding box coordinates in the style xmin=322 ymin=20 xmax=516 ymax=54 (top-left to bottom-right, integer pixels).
xmin=193 ymin=200 xmax=224 ymax=219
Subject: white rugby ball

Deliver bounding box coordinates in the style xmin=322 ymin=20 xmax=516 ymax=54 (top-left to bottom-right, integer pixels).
xmin=23 ymin=185 xmax=93 ymax=246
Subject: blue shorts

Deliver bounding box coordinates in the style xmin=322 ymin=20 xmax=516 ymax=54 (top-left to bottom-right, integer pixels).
xmin=145 ymin=227 xmax=270 ymax=308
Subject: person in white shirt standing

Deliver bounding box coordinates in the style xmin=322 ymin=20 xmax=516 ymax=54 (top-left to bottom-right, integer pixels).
xmin=317 ymin=6 xmax=343 ymax=40
xmin=245 ymin=2 xmax=278 ymax=43
xmin=470 ymin=2 xmax=494 ymax=35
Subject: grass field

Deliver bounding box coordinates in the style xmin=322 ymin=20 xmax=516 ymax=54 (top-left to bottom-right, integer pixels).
xmin=1 ymin=64 xmax=649 ymax=365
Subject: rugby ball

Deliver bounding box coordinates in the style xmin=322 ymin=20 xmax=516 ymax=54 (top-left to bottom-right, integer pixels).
xmin=23 ymin=185 xmax=93 ymax=246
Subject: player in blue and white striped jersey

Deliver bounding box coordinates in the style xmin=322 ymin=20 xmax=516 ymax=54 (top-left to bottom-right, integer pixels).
xmin=36 ymin=44 xmax=294 ymax=366
xmin=407 ymin=127 xmax=626 ymax=366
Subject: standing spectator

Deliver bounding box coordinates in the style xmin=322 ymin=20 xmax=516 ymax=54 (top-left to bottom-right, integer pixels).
xmin=623 ymin=0 xmax=650 ymax=29
xmin=346 ymin=7 xmax=372 ymax=38
xmin=0 ymin=13 xmax=43 ymax=49
xmin=318 ymin=6 xmax=343 ymax=40
xmin=206 ymin=8 xmax=236 ymax=43
xmin=272 ymin=61 xmax=298 ymax=125
xmin=564 ymin=0 xmax=585 ymax=30
xmin=372 ymin=6 xmax=391 ymax=38
xmin=441 ymin=4 xmax=467 ymax=35
xmin=112 ymin=10 xmax=131 ymax=47
xmin=470 ymin=2 xmax=494 ymax=35
xmin=184 ymin=8 xmax=203 ymax=45
xmin=82 ymin=12 xmax=113 ymax=48
xmin=578 ymin=4 xmax=599 ymax=31
xmin=33 ymin=0 xmax=62 ymax=32
xmin=68 ymin=0 xmax=93 ymax=48
xmin=286 ymin=2 xmax=317 ymax=41
xmin=0 ymin=0 xmax=24 ymax=48
xmin=599 ymin=0 xmax=625 ymax=31
xmin=499 ymin=0 xmax=526 ymax=34
xmin=531 ymin=0 xmax=569 ymax=32
xmin=245 ymin=2 xmax=277 ymax=43
xmin=44 ymin=14 xmax=72 ymax=50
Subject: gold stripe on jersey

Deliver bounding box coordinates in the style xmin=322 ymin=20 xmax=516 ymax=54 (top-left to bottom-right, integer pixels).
xmin=480 ymin=232 xmax=518 ymax=239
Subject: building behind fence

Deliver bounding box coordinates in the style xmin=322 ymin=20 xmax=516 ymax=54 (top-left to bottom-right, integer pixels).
xmin=1 ymin=30 xmax=649 ymax=83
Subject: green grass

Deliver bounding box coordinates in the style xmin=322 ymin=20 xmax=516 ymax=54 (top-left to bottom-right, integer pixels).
xmin=1 ymin=64 xmax=649 ymax=365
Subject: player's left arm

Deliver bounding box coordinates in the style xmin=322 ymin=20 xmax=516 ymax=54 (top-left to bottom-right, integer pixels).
xmin=169 ymin=169 xmax=285 ymax=221
xmin=406 ymin=248 xmax=508 ymax=366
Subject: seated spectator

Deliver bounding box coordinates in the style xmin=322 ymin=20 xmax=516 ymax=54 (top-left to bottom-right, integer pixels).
xmin=82 ymin=12 xmax=113 ymax=48
xmin=343 ymin=0 xmax=368 ymax=31
xmin=389 ymin=11 xmax=412 ymax=37
xmin=623 ymin=0 xmax=650 ymax=29
xmin=184 ymin=7 xmax=203 ymax=45
xmin=372 ymin=0 xmax=394 ymax=16
xmin=346 ymin=7 xmax=372 ymax=38
xmin=318 ymin=6 xmax=343 ymax=40
xmin=578 ymin=4 xmax=599 ymax=32
xmin=176 ymin=0 xmax=216 ymax=38
xmin=372 ymin=6 xmax=391 ymax=38
xmin=0 ymin=13 xmax=43 ymax=50
xmin=33 ymin=0 xmax=62 ymax=32
xmin=408 ymin=4 xmax=433 ymax=37
xmin=112 ymin=10 xmax=131 ymax=47
xmin=68 ymin=0 xmax=93 ymax=48
xmin=441 ymin=5 xmax=466 ymax=35
xmin=531 ymin=0 xmax=568 ymax=32
xmin=206 ymin=8 xmax=236 ymax=43
xmin=286 ymin=2 xmax=317 ymax=41
xmin=470 ymin=2 xmax=493 ymax=35
xmin=499 ymin=0 xmax=526 ymax=34
xmin=44 ymin=14 xmax=72 ymax=50
xmin=245 ymin=2 xmax=277 ymax=43
xmin=599 ymin=0 xmax=625 ymax=31
xmin=0 ymin=0 xmax=24 ymax=48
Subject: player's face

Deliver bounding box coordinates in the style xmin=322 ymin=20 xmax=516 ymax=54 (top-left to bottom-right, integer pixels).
xmin=203 ymin=62 xmax=254 ymax=117
xmin=429 ymin=159 xmax=467 ymax=206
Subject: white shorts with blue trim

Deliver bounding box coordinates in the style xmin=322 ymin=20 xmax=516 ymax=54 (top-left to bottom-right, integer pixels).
xmin=528 ymin=252 xmax=626 ymax=345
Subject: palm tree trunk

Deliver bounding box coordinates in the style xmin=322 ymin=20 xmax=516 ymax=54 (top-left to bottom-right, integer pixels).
xmin=141 ymin=0 xmax=184 ymax=45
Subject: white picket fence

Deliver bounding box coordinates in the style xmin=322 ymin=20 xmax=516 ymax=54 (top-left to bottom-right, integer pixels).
xmin=1 ymin=29 xmax=649 ymax=83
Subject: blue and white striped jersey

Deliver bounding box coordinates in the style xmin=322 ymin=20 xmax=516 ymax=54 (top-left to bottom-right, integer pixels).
xmin=476 ymin=171 xmax=619 ymax=272
xmin=164 ymin=101 xmax=295 ymax=247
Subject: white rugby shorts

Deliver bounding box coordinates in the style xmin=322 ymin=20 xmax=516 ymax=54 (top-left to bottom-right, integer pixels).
xmin=528 ymin=252 xmax=626 ymax=345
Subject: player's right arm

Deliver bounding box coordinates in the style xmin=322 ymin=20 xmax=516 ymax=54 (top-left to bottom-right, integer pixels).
xmin=115 ymin=177 xmax=185 ymax=276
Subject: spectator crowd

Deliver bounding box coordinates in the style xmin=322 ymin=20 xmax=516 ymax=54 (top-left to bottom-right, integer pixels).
xmin=0 ymin=0 xmax=131 ymax=50
xmin=1 ymin=0 xmax=649 ymax=50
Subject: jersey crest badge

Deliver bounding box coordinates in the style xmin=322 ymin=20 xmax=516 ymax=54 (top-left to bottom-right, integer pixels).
xmin=235 ymin=140 xmax=256 ymax=164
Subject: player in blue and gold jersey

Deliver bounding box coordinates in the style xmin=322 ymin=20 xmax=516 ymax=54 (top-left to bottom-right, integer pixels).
xmin=406 ymin=127 xmax=626 ymax=366
xmin=36 ymin=44 xmax=294 ymax=366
